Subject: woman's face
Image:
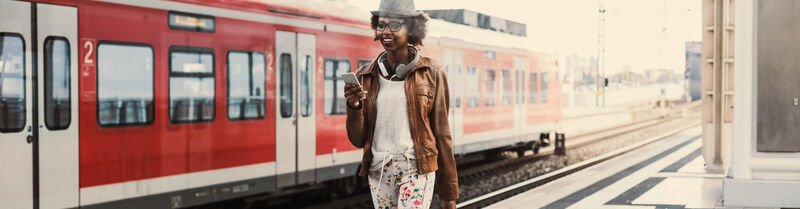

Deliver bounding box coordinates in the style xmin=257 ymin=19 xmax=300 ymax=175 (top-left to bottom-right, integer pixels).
xmin=375 ymin=16 xmax=408 ymax=52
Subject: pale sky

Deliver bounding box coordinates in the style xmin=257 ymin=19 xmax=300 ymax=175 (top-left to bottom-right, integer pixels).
xmin=345 ymin=0 xmax=701 ymax=74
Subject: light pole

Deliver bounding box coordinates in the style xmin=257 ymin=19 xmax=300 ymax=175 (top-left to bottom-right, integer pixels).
xmin=596 ymin=0 xmax=606 ymax=106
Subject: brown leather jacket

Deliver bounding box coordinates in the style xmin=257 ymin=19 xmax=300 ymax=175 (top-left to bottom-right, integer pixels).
xmin=346 ymin=53 xmax=459 ymax=201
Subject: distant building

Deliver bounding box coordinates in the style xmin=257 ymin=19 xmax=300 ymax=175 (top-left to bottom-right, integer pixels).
xmin=645 ymin=69 xmax=677 ymax=84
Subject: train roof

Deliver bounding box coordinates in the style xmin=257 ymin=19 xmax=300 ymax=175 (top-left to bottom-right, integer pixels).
xmin=426 ymin=18 xmax=549 ymax=56
xmin=172 ymin=0 xmax=371 ymax=27
xmin=421 ymin=9 xmax=555 ymax=57
xmin=170 ymin=0 xmax=553 ymax=57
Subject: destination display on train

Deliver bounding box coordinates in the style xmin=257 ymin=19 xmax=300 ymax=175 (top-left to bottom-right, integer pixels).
xmin=168 ymin=11 xmax=215 ymax=33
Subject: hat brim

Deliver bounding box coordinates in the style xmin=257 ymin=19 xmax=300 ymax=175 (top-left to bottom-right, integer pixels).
xmin=370 ymin=10 xmax=423 ymax=18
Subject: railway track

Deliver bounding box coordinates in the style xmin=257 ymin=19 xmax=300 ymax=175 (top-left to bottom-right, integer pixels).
xmin=456 ymin=122 xmax=700 ymax=209
xmin=457 ymin=101 xmax=699 ymax=180
xmin=455 ymin=114 xmax=668 ymax=183
xmin=264 ymin=102 xmax=700 ymax=209
xmin=456 ymin=107 xmax=700 ymax=209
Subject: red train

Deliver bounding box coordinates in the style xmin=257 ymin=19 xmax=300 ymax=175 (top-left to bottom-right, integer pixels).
xmin=0 ymin=0 xmax=562 ymax=208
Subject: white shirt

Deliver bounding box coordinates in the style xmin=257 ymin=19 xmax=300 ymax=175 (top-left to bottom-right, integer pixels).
xmin=369 ymin=75 xmax=416 ymax=171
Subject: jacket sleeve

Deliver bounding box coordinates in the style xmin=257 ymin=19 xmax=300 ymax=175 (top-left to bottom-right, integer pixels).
xmin=345 ymin=66 xmax=367 ymax=148
xmin=430 ymin=68 xmax=459 ymax=201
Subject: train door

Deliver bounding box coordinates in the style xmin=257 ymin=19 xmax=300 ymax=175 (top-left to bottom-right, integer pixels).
xmin=443 ymin=49 xmax=463 ymax=142
xmin=36 ymin=4 xmax=79 ymax=209
xmin=513 ymin=57 xmax=527 ymax=140
xmin=275 ymin=31 xmax=317 ymax=188
xmin=0 ymin=2 xmax=79 ymax=209
xmin=0 ymin=2 xmax=34 ymax=208
xmin=295 ymin=34 xmax=316 ymax=184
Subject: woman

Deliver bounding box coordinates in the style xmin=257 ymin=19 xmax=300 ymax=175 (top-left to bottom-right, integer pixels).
xmin=344 ymin=0 xmax=458 ymax=208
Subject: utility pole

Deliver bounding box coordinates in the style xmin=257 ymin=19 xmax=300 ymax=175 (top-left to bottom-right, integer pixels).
xmin=659 ymin=0 xmax=667 ymax=72
xmin=596 ymin=0 xmax=606 ymax=106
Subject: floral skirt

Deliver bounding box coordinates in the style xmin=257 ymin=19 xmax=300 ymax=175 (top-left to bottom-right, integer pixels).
xmin=368 ymin=157 xmax=436 ymax=209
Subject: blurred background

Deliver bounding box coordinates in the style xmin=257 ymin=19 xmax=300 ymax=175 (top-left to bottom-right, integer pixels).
xmin=348 ymin=0 xmax=702 ymax=108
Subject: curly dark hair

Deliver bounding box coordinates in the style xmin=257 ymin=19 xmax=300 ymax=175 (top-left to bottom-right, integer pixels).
xmin=371 ymin=13 xmax=429 ymax=46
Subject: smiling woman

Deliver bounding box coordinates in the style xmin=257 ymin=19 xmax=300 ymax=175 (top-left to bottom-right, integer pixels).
xmin=345 ymin=0 xmax=458 ymax=208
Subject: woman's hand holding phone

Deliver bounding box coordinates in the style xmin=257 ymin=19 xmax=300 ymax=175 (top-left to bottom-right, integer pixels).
xmin=344 ymin=84 xmax=367 ymax=109
xmin=342 ymin=73 xmax=366 ymax=109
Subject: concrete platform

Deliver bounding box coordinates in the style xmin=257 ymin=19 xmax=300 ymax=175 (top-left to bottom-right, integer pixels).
xmin=486 ymin=127 xmax=774 ymax=209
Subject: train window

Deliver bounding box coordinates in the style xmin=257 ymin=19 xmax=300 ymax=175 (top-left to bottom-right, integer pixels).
xmin=44 ymin=37 xmax=70 ymax=130
xmin=501 ymin=69 xmax=511 ymax=106
xmin=227 ymin=51 xmax=266 ymax=121
xmin=300 ymin=55 xmax=312 ymax=117
xmin=483 ymin=69 xmax=495 ymax=107
xmin=324 ymin=58 xmax=350 ymax=115
xmin=357 ymin=59 xmax=371 ymax=69
xmin=0 ymin=34 xmax=25 ymax=132
xmin=465 ymin=67 xmax=479 ymax=107
xmin=515 ymin=70 xmax=525 ymax=104
xmin=169 ymin=47 xmax=215 ymax=123
xmin=97 ymin=42 xmax=154 ymax=127
xmin=450 ymin=65 xmax=462 ymax=108
xmin=529 ymin=72 xmax=538 ymax=104
xmin=541 ymin=73 xmax=549 ymax=103
xmin=279 ymin=53 xmax=293 ymax=118
xmin=513 ymin=57 xmax=527 ymax=105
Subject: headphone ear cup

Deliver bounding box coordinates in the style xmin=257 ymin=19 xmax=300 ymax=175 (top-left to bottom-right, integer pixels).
xmin=395 ymin=47 xmax=420 ymax=79
xmin=396 ymin=67 xmax=410 ymax=79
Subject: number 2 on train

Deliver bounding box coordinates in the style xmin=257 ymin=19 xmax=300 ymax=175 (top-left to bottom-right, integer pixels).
xmin=81 ymin=39 xmax=96 ymax=66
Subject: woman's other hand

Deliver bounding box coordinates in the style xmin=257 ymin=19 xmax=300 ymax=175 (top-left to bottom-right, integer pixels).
xmin=442 ymin=200 xmax=456 ymax=209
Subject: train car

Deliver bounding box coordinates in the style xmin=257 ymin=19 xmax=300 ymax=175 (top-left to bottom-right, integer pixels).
xmin=0 ymin=0 xmax=561 ymax=208
xmin=420 ymin=13 xmax=563 ymax=157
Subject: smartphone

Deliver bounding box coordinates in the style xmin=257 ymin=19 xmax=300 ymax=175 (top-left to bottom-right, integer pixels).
xmin=341 ymin=72 xmax=361 ymax=86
